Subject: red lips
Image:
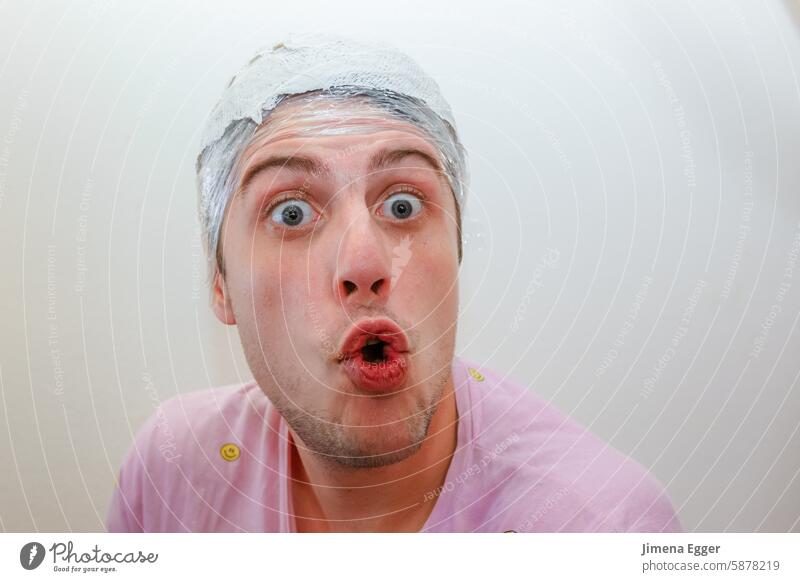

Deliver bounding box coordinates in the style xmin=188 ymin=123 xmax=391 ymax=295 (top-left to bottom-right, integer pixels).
xmin=337 ymin=318 xmax=410 ymax=393
xmin=337 ymin=317 xmax=409 ymax=360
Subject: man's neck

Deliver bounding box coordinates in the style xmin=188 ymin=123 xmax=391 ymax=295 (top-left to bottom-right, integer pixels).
xmin=288 ymin=374 xmax=459 ymax=532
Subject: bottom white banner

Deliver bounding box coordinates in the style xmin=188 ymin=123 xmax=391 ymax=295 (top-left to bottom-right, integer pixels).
xmin=1 ymin=533 xmax=797 ymax=581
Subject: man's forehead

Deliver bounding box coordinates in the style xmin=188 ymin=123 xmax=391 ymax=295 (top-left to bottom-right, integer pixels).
xmin=249 ymin=128 xmax=441 ymax=166
xmin=244 ymin=94 xmax=438 ymax=158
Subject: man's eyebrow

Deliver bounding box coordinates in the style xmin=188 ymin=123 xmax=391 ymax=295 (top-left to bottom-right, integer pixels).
xmin=368 ymin=147 xmax=445 ymax=175
xmin=238 ymin=155 xmax=331 ymax=195
xmin=238 ymin=147 xmax=445 ymax=196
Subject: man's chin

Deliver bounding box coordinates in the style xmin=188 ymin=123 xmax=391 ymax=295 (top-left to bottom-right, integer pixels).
xmin=281 ymin=368 xmax=445 ymax=469
xmin=291 ymin=414 xmax=433 ymax=470
xmin=324 ymin=431 xmax=426 ymax=469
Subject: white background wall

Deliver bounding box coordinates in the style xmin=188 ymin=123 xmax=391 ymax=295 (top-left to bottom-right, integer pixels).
xmin=1 ymin=0 xmax=798 ymax=532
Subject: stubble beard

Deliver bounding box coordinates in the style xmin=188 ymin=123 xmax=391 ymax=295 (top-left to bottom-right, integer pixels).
xmin=263 ymin=355 xmax=453 ymax=469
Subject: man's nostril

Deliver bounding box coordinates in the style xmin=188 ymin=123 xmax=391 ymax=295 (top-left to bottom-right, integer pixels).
xmin=370 ymin=279 xmax=384 ymax=294
xmin=343 ymin=281 xmax=357 ymax=295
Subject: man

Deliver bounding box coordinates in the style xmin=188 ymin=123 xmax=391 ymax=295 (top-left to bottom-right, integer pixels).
xmin=106 ymin=33 xmax=681 ymax=533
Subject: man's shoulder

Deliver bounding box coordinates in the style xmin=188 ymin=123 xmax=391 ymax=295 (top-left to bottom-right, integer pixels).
xmin=127 ymin=381 xmax=264 ymax=467
xmin=458 ymin=358 xmax=682 ymax=532
xmin=458 ymin=358 xmax=596 ymax=452
xmin=107 ymin=381 xmax=270 ymax=532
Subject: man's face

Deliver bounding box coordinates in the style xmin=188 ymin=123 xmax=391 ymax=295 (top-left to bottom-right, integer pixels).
xmin=212 ymin=97 xmax=461 ymax=468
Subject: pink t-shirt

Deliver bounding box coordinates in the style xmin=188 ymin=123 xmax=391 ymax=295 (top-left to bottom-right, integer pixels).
xmin=106 ymin=357 xmax=682 ymax=532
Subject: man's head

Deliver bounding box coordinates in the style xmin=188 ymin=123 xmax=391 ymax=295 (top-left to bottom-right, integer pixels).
xmin=195 ymin=35 xmax=468 ymax=468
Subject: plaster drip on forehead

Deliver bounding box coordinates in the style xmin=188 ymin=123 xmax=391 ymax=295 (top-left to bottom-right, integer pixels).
xmin=199 ymin=33 xmax=458 ymax=153
xmin=244 ymin=93 xmax=434 ymax=142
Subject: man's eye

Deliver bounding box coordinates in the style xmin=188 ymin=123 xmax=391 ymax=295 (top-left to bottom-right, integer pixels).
xmin=270 ymin=199 xmax=315 ymax=227
xmin=381 ymin=193 xmax=422 ymax=220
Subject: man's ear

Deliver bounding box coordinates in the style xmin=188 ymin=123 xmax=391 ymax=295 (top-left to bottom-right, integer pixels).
xmin=210 ymin=268 xmax=236 ymax=325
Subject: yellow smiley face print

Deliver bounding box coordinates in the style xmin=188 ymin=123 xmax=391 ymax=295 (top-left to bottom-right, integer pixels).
xmin=220 ymin=443 xmax=240 ymax=462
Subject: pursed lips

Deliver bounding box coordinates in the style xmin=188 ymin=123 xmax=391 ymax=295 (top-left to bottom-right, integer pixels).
xmin=336 ymin=317 xmax=410 ymax=362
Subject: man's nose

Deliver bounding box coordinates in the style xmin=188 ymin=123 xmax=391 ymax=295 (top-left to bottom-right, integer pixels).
xmin=334 ymin=212 xmax=393 ymax=307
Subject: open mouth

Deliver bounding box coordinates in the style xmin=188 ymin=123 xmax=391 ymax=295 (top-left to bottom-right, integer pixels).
xmin=360 ymin=337 xmax=389 ymax=363
xmin=337 ymin=318 xmax=410 ymax=392
xmin=336 ymin=317 xmax=409 ymax=362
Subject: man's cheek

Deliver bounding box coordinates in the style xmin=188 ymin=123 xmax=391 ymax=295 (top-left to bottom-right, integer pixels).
xmin=405 ymin=253 xmax=456 ymax=297
xmin=274 ymin=265 xmax=314 ymax=314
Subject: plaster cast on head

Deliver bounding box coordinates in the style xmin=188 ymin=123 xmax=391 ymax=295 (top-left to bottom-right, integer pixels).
xmin=195 ymin=33 xmax=469 ymax=279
